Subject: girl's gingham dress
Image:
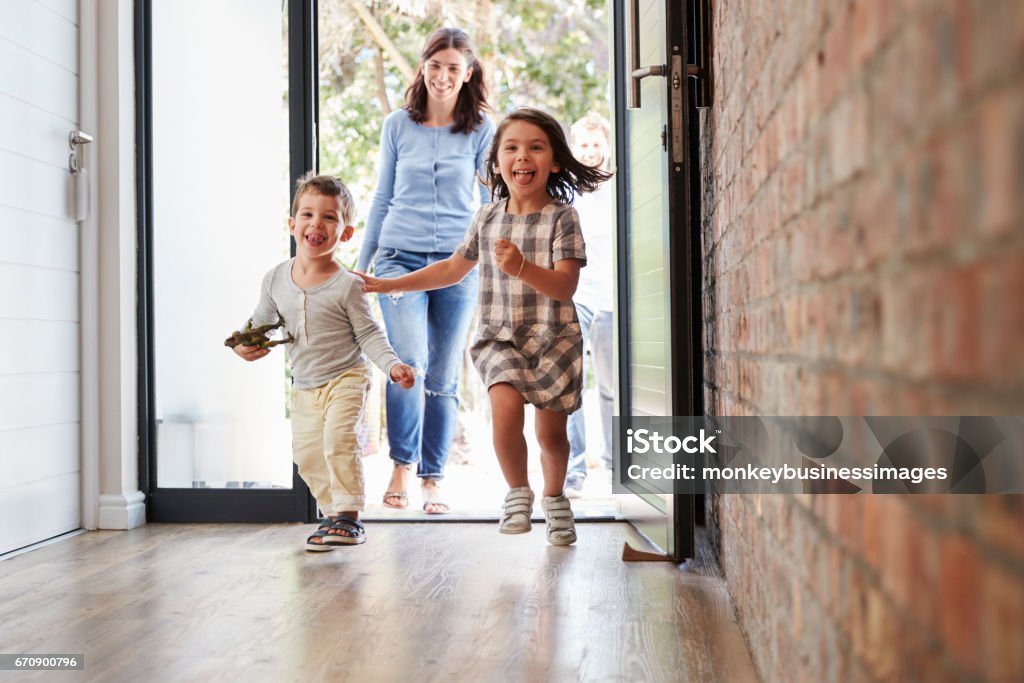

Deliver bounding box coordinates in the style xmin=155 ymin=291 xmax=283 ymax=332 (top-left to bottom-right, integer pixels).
xmin=456 ymin=199 xmax=587 ymax=413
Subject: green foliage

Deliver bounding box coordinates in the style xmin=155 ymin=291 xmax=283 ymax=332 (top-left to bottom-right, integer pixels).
xmin=317 ymin=0 xmax=610 ymax=246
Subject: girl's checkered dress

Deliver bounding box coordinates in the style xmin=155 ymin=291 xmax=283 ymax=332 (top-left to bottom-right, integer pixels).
xmin=456 ymin=199 xmax=587 ymax=413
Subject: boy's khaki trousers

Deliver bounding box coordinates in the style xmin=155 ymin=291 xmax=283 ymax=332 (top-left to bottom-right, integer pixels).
xmin=290 ymin=364 xmax=372 ymax=514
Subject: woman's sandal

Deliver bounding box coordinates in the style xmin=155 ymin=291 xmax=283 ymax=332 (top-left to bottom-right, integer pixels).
xmin=382 ymin=464 xmax=413 ymax=509
xmin=541 ymin=494 xmax=577 ymax=546
xmin=499 ymin=486 xmax=535 ymax=534
xmin=325 ymin=516 xmax=366 ymax=545
xmin=305 ymin=518 xmax=337 ymax=552
xmin=382 ymin=491 xmax=408 ymax=509
xmin=421 ymin=481 xmax=450 ymax=514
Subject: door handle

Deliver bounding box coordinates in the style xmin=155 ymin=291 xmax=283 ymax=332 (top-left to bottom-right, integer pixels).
xmin=69 ymin=130 xmax=94 ymax=175
xmin=68 ymin=130 xmax=94 ymax=221
xmin=628 ymin=0 xmax=667 ymax=109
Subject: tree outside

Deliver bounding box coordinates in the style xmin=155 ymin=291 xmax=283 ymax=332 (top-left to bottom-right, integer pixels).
xmin=317 ymin=0 xmax=610 ymax=244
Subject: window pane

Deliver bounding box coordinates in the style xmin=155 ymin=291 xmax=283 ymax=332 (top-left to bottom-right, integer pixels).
xmin=152 ymin=0 xmax=291 ymax=488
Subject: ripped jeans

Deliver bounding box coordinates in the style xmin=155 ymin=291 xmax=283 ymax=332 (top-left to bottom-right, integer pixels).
xmin=373 ymin=248 xmax=478 ymax=480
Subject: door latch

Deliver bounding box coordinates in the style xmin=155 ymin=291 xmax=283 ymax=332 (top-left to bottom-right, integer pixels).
xmin=69 ymin=130 xmax=94 ymax=174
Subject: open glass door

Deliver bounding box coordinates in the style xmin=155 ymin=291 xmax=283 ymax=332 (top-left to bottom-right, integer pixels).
xmin=142 ymin=0 xmax=317 ymax=522
xmin=613 ymin=0 xmax=698 ymax=560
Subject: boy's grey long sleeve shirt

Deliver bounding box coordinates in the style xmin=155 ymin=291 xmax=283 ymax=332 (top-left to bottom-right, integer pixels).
xmin=250 ymin=259 xmax=402 ymax=389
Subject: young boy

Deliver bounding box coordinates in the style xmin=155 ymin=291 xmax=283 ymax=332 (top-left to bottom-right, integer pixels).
xmin=233 ymin=172 xmax=415 ymax=551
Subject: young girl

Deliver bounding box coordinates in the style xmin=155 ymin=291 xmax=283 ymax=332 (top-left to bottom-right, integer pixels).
xmin=357 ymin=108 xmax=611 ymax=545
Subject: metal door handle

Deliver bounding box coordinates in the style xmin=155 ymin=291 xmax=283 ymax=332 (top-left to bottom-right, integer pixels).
xmin=69 ymin=130 xmax=94 ymax=175
xmin=70 ymin=130 xmax=94 ymax=146
xmin=628 ymin=0 xmax=668 ymax=109
xmin=633 ymin=65 xmax=666 ymax=81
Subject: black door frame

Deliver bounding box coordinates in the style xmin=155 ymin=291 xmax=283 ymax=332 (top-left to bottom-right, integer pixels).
xmin=613 ymin=0 xmax=707 ymax=561
xmin=137 ymin=0 xmax=320 ymax=523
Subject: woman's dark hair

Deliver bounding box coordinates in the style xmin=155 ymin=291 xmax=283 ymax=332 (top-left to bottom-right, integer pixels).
xmin=486 ymin=108 xmax=613 ymax=205
xmin=404 ymin=28 xmax=490 ymax=135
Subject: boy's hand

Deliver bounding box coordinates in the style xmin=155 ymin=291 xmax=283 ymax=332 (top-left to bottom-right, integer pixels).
xmin=354 ymin=270 xmax=396 ymax=294
xmin=494 ymin=238 xmax=526 ymax=277
xmin=233 ymin=344 xmax=270 ymax=362
xmin=389 ymin=363 xmax=416 ymax=389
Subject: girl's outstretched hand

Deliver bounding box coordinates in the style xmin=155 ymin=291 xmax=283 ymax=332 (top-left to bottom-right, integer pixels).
xmin=389 ymin=363 xmax=417 ymax=389
xmin=494 ymin=238 xmax=525 ymax=277
xmin=353 ymin=270 xmax=395 ymax=294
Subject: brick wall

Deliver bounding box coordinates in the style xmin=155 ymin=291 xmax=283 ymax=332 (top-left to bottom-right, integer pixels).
xmin=701 ymin=0 xmax=1024 ymax=681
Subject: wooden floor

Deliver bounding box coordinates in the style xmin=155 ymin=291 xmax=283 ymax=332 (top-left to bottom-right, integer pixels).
xmin=0 ymin=523 xmax=758 ymax=682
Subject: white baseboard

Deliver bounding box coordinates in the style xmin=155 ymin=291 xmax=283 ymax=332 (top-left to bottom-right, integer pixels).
xmin=97 ymin=491 xmax=146 ymax=530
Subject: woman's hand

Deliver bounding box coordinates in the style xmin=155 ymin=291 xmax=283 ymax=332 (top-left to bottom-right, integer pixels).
xmin=353 ymin=270 xmax=396 ymax=294
xmin=389 ymin=363 xmax=417 ymax=389
xmin=233 ymin=344 xmax=270 ymax=362
xmin=494 ymin=238 xmax=526 ymax=277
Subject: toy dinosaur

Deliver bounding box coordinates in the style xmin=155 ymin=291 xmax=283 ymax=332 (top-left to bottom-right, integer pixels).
xmin=224 ymin=318 xmax=295 ymax=349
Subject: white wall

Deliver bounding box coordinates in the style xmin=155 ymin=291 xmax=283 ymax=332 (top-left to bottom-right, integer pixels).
xmin=0 ymin=0 xmax=145 ymax=554
xmin=92 ymin=0 xmax=144 ymax=530
xmin=0 ymin=0 xmax=83 ymax=554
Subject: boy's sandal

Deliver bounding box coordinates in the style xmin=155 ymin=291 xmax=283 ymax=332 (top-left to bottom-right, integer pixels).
xmin=382 ymin=491 xmax=409 ymax=509
xmin=324 ymin=515 xmax=366 ymax=545
xmin=421 ymin=482 xmax=450 ymax=514
xmin=499 ymin=487 xmax=535 ymax=535
xmin=541 ymin=494 xmax=577 ymax=546
xmin=305 ymin=518 xmax=337 ymax=552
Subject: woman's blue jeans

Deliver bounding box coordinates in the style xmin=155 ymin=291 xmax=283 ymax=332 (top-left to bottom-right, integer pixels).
xmin=373 ymin=248 xmax=478 ymax=480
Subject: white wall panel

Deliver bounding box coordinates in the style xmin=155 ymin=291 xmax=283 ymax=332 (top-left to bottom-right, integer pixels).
xmin=0 ymin=39 xmax=78 ymax=122
xmin=0 ymin=320 xmax=79 ymax=374
xmin=0 ymin=473 xmax=80 ymax=555
xmin=0 ymin=423 xmax=79 ymax=489
xmin=34 ymin=0 xmax=79 ymax=26
xmin=0 ymin=263 xmax=79 ymax=321
xmin=0 ymin=148 xmax=74 ymax=220
xmin=0 ymin=205 xmax=78 ymax=272
xmin=0 ymin=1 xmax=79 ymax=74
xmin=0 ymin=373 xmax=80 ymax=432
xmin=0 ymin=0 xmax=81 ymax=554
xmin=0 ymin=92 xmax=80 ymax=168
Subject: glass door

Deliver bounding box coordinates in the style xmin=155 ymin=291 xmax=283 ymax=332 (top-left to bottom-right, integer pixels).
xmin=142 ymin=0 xmax=316 ymax=522
xmin=613 ymin=0 xmax=697 ymax=560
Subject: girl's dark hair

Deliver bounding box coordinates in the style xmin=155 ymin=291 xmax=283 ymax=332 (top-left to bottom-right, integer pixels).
xmin=404 ymin=28 xmax=490 ymax=135
xmin=486 ymin=108 xmax=613 ymax=205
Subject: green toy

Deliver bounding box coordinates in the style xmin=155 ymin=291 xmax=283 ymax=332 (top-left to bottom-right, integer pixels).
xmin=224 ymin=318 xmax=294 ymax=349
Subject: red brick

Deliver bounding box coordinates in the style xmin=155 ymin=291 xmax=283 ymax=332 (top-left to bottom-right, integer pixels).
xmin=980 ymin=254 xmax=1024 ymax=391
xmin=838 ymin=494 xmax=862 ymax=555
xmin=929 ymin=263 xmax=982 ymax=382
xmin=820 ymin=3 xmax=853 ymax=111
xmin=879 ymin=498 xmax=910 ymax=600
xmin=976 ymin=496 xmax=1024 ymax=563
xmin=860 ymin=497 xmax=885 ymax=573
xmin=974 ymin=87 xmax=1022 ymax=238
xmin=903 ymin=508 xmax=941 ymax=629
xmin=863 ymin=584 xmax=898 ymax=681
xmin=849 ymin=0 xmax=882 ymax=71
xmin=981 ymin=560 xmax=1024 ymax=682
xmin=703 ymin=1 xmax=1021 ymax=679
xmin=939 ymin=533 xmax=982 ymax=672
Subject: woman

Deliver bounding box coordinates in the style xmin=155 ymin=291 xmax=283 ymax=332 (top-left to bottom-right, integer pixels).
xmin=356 ymin=27 xmax=494 ymax=513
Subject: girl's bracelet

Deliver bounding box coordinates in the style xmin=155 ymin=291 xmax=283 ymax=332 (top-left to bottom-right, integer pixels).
xmin=515 ymin=255 xmax=527 ymax=279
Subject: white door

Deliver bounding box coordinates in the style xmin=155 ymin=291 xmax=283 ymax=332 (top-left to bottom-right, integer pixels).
xmin=0 ymin=0 xmax=82 ymax=554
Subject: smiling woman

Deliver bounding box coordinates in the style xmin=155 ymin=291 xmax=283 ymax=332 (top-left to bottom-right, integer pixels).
xmin=354 ymin=28 xmax=496 ymax=514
